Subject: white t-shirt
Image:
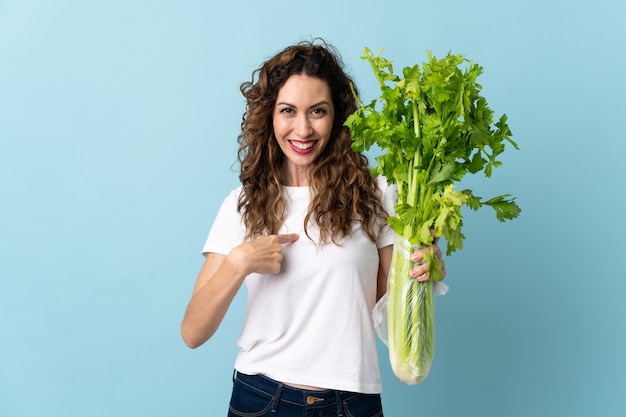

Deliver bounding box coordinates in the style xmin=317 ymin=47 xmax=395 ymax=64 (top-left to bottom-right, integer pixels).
xmin=202 ymin=177 xmax=397 ymax=394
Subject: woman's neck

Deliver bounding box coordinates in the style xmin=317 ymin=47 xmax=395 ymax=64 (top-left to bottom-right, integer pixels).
xmin=281 ymin=165 xmax=311 ymax=187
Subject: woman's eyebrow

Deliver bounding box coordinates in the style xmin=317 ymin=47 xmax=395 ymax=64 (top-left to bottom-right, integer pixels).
xmin=276 ymin=100 xmax=331 ymax=108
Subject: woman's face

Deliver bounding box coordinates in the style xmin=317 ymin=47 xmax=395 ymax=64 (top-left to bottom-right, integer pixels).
xmin=272 ymin=74 xmax=334 ymax=186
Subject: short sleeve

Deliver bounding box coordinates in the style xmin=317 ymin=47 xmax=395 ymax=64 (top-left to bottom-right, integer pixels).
xmin=376 ymin=176 xmax=397 ymax=249
xmin=201 ymin=186 xmax=246 ymax=256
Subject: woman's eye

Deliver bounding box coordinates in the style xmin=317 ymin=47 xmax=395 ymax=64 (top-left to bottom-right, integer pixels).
xmin=311 ymin=108 xmax=327 ymax=116
xmin=279 ymin=107 xmax=294 ymax=114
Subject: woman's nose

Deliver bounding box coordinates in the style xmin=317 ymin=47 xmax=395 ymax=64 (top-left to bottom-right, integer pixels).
xmin=295 ymin=114 xmax=313 ymax=137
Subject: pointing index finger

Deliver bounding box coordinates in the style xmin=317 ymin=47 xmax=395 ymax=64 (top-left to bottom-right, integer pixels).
xmin=277 ymin=233 xmax=300 ymax=244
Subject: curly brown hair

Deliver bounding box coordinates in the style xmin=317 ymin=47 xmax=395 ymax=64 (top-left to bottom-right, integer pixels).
xmin=237 ymin=39 xmax=387 ymax=244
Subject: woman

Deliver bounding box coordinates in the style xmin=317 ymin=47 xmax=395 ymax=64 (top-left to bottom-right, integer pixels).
xmin=181 ymin=39 xmax=446 ymax=417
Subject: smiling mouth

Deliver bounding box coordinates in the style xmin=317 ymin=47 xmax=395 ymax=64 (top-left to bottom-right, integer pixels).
xmin=288 ymin=140 xmax=316 ymax=154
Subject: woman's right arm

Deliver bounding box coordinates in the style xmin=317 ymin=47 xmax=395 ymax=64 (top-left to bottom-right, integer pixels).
xmin=180 ymin=233 xmax=299 ymax=349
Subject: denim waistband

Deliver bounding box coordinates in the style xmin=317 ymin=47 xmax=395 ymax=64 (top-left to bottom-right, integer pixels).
xmin=233 ymin=370 xmax=359 ymax=411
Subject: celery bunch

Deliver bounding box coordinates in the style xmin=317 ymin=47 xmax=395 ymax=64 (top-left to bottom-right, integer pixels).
xmin=346 ymin=48 xmax=520 ymax=384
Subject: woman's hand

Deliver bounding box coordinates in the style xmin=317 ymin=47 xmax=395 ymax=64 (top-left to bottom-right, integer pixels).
xmin=228 ymin=233 xmax=300 ymax=276
xmin=409 ymin=240 xmax=446 ymax=282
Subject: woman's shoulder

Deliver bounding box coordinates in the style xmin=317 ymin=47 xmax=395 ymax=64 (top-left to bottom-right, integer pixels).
xmin=229 ymin=184 xmax=244 ymax=197
xmin=375 ymin=175 xmax=396 ymax=195
xmin=214 ymin=184 xmax=244 ymax=210
xmin=375 ymin=175 xmax=397 ymax=215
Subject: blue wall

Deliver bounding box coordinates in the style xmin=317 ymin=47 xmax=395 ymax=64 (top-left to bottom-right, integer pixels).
xmin=1 ymin=0 xmax=624 ymax=416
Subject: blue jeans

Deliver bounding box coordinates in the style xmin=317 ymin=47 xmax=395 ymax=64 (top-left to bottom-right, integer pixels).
xmin=227 ymin=371 xmax=384 ymax=417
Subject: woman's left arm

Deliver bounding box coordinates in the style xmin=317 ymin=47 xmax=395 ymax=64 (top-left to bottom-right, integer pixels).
xmin=376 ymin=244 xmax=393 ymax=301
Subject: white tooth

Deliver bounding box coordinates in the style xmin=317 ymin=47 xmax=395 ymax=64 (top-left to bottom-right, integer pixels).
xmin=291 ymin=141 xmax=314 ymax=150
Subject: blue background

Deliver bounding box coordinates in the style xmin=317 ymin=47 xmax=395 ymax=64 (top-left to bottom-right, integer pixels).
xmin=1 ymin=0 xmax=625 ymax=416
